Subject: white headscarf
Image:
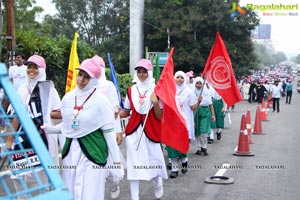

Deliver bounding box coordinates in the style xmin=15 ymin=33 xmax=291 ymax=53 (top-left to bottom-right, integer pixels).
xmin=131 ymin=69 xmax=155 ymax=114
xmin=194 ymin=77 xmax=204 ymax=97
xmin=27 ymin=68 xmax=46 ymax=92
xmin=97 ymin=66 xmax=106 ymax=86
xmin=174 ymin=71 xmax=187 ymax=90
xmin=97 ymin=66 xmax=119 ymax=112
xmin=17 ymin=67 xmax=46 ymax=106
xmin=174 ymin=71 xmax=189 ymax=105
xmin=61 ymin=75 xmax=114 ymax=138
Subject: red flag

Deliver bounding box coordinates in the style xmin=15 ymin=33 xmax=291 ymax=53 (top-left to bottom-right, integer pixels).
xmin=203 ymin=32 xmax=242 ymax=106
xmin=154 ymin=48 xmax=189 ymax=154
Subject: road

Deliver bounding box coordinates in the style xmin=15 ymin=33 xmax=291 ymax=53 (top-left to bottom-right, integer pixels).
xmin=110 ymin=83 xmax=300 ymax=200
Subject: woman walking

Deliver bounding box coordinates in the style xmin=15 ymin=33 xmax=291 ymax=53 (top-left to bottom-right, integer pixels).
xmin=120 ymin=59 xmax=167 ymax=200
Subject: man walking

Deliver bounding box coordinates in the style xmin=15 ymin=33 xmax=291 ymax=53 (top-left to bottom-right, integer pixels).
xmin=285 ymin=79 xmax=293 ymax=104
xmin=270 ymin=80 xmax=283 ymax=112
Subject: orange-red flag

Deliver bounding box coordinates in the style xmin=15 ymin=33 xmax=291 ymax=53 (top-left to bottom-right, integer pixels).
xmin=202 ymin=32 xmax=242 ymax=106
xmin=65 ymin=32 xmax=80 ymax=93
xmin=154 ymin=48 xmax=189 ymax=154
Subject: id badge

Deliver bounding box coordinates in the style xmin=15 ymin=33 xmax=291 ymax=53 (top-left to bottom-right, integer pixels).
xmin=71 ymin=117 xmax=79 ymax=129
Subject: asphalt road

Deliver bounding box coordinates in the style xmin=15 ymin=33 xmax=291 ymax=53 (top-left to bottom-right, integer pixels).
xmin=1 ymin=82 xmax=299 ymax=200
xmin=110 ymin=83 xmax=300 ymax=200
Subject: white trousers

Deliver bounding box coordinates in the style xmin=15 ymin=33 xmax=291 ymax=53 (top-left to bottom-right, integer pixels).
xmin=47 ymin=133 xmax=66 ymax=165
xmin=62 ymin=139 xmax=107 ymax=200
xmin=195 ymin=134 xmax=208 ymax=149
xmin=129 ymin=176 xmax=163 ymax=200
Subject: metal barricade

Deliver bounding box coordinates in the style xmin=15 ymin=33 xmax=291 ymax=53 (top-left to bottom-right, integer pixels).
xmin=0 ymin=63 xmax=72 ymax=199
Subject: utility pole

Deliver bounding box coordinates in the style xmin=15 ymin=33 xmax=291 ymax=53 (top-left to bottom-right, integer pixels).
xmin=5 ymin=0 xmax=16 ymax=67
xmin=0 ymin=1 xmax=3 ymax=60
xmin=129 ymin=0 xmax=144 ymax=74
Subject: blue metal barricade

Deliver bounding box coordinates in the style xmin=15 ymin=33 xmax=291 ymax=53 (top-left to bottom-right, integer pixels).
xmin=0 ymin=63 xmax=72 ymax=199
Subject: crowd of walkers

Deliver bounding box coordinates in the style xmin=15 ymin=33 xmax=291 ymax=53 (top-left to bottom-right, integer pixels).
xmin=237 ymin=76 xmax=294 ymax=113
xmin=2 ymin=54 xmax=296 ymax=199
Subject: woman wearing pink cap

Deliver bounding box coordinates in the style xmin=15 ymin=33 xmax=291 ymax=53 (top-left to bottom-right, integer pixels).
xmin=6 ymin=55 xmax=62 ymax=198
xmin=120 ymin=59 xmax=167 ymax=200
xmin=94 ymin=55 xmax=125 ymax=199
xmin=46 ymin=56 xmax=123 ymax=200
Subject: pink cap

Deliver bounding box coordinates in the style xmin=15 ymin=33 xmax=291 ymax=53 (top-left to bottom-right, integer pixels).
xmin=78 ymin=57 xmax=101 ymax=78
xmin=92 ymin=55 xmax=105 ymax=68
xmin=135 ymin=59 xmax=153 ymax=70
xmin=186 ymin=71 xmax=194 ymax=78
xmin=25 ymin=55 xmax=46 ymax=69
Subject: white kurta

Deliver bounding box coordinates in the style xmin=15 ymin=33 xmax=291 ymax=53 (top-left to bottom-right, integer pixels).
xmin=61 ymin=85 xmax=122 ymax=200
xmin=98 ymin=79 xmax=126 ymax=174
xmin=124 ymin=90 xmax=168 ymax=181
xmin=177 ymin=87 xmax=198 ymax=141
xmin=126 ymin=126 xmax=168 ymax=180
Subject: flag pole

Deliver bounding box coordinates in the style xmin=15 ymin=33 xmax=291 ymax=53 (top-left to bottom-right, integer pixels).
xmin=194 ymin=73 xmax=207 ymax=118
xmin=200 ymin=72 xmax=208 ymax=96
xmin=136 ymin=102 xmax=153 ymax=151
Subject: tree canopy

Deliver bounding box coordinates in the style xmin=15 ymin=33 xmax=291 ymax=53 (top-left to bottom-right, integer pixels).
xmin=1 ymin=0 xmax=291 ymax=96
xmin=144 ymin=0 xmax=260 ymax=76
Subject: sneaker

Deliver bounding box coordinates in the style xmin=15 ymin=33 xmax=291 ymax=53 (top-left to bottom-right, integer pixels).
xmin=195 ymin=150 xmax=202 ymax=155
xmin=216 ymin=132 xmax=221 ymax=140
xmin=201 ymin=148 xmax=209 ymax=156
xmin=181 ymin=162 xmax=188 ymax=174
xmin=167 ymin=162 xmax=172 ymax=170
xmin=208 ymin=139 xmax=214 ymax=144
xmin=154 ymin=184 xmax=164 ymax=199
xmin=169 ymin=171 xmax=178 ymax=178
xmin=110 ymin=185 xmax=120 ymax=199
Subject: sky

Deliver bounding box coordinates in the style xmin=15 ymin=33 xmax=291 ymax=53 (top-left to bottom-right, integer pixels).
xmin=34 ymin=0 xmax=300 ymax=56
xmin=239 ymin=0 xmax=300 ymax=56
xmin=34 ymin=0 xmax=57 ymax=20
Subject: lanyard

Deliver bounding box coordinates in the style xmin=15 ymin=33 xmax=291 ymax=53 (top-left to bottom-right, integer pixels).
xmin=136 ymin=86 xmax=148 ymax=105
xmin=74 ymin=88 xmax=96 ymax=111
xmin=136 ymin=86 xmax=148 ymax=98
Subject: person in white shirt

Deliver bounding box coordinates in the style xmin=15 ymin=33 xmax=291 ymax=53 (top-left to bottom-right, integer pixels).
xmin=6 ymin=55 xmax=62 ymax=199
xmin=8 ymin=53 xmax=27 ymax=90
xmin=94 ymin=55 xmax=124 ymax=199
xmin=270 ymin=79 xmax=283 ymax=112
xmin=166 ymin=71 xmax=199 ymax=179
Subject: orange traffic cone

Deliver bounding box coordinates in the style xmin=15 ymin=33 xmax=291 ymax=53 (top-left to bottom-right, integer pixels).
xmin=260 ymin=100 xmax=269 ymax=121
xmin=246 ymin=110 xmax=254 ymax=144
xmin=233 ymin=115 xmax=254 ymax=156
xmin=267 ymin=94 xmax=273 ymax=108
xmin=267 ymin=99 xmax=273 ymax=108
xmin=253 ymin=106 xmax=266 ymax=135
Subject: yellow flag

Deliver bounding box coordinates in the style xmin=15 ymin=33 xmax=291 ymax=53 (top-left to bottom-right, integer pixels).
xmin=65 ymin=32 xmax=80 ymax=93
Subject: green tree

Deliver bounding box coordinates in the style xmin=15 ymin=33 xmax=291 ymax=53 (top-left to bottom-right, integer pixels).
xmin=51 ymin=0 xmax=130 ymax=73
xmin=271 ymin=51 xmax=287 ymax=64
xmin=144 ymin=0 xmax=259 ymax=76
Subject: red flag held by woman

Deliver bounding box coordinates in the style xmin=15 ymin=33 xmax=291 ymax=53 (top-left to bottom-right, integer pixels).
xmin=202 ymin=32 xmax=242 ymax=106
xmin=154 ymin=48 xmax=189 ymax=154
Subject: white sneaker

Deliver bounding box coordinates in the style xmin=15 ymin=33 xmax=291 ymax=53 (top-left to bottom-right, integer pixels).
xmin=110 ymin=185 xmax=120 ymax=199
xmin=154 ymin=185 xmax=163 ymax=199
